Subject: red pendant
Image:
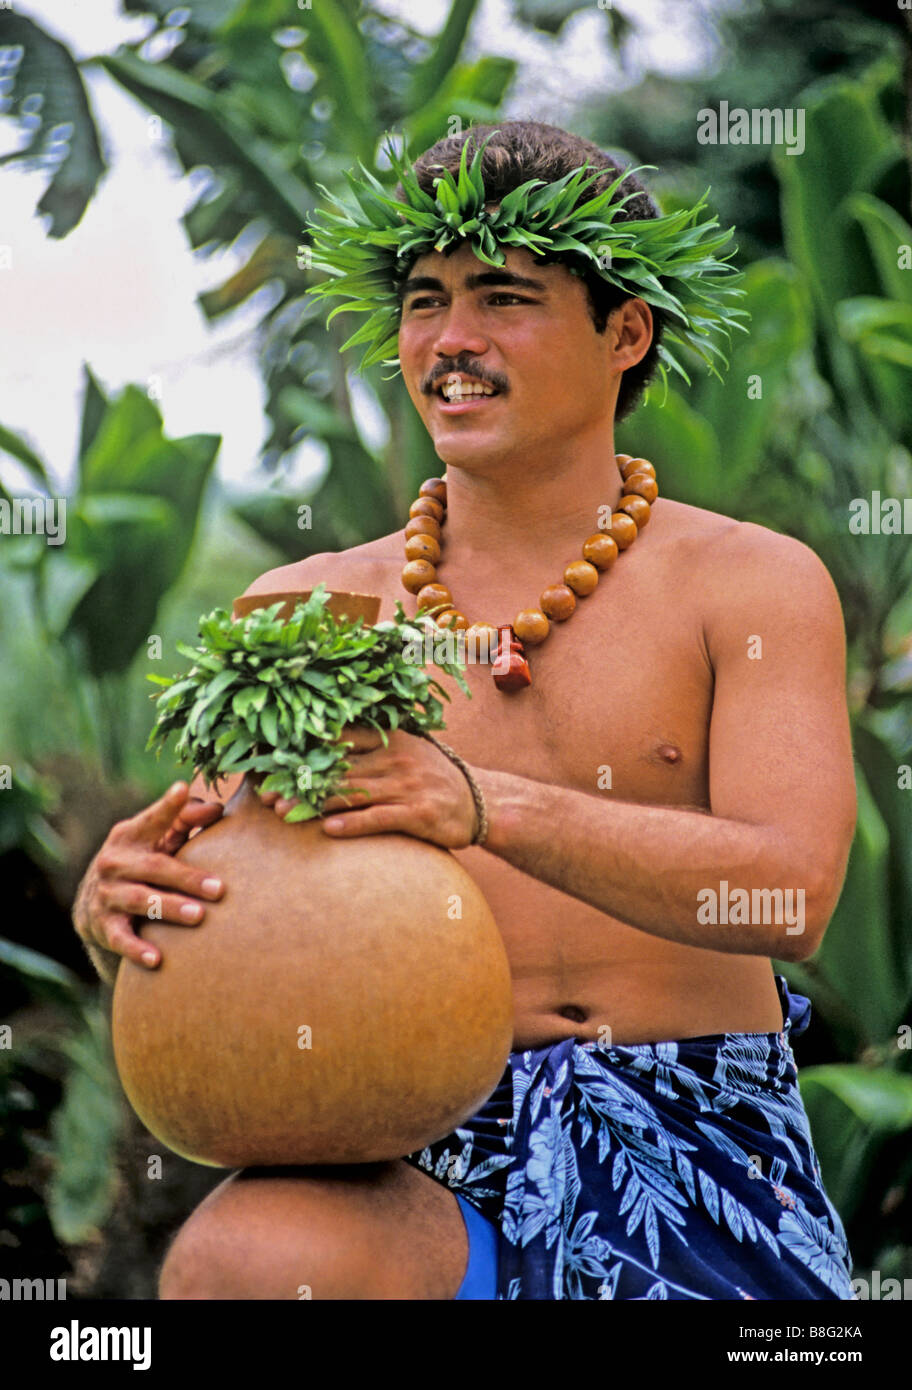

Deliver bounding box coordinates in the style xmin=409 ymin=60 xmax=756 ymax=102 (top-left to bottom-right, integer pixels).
xmin=492 ymin=624 xmax=532 ymax=692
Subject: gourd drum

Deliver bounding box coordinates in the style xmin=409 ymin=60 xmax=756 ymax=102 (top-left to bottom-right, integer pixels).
xmin=111 ymin=590 xmax=514 ymax=1168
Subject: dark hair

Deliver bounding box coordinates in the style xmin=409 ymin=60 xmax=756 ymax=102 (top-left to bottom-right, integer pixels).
xmin=398 ymin=120 xmax=666 ymax=421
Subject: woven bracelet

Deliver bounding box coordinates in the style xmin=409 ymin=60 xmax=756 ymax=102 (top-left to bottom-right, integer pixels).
xmin=419 ymin=731 xmax=488 ymax=847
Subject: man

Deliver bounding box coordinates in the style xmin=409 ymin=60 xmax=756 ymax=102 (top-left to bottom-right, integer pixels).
xmin=74 ymin=121 xmax=857 ymax=1300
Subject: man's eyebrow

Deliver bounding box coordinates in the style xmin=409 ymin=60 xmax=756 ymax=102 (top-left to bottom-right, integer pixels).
xmin=399 ymin=269 xmax=549 ymax=301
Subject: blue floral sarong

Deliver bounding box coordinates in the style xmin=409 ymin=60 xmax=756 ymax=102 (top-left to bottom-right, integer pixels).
xmin=404 ymin=976 xmax=855 ymax=1300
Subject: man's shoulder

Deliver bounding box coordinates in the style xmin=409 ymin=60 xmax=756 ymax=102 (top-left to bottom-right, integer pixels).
xmin=666 ymin=503 xmax=844 ymax=658
xmin=240 ymin=533 xmax=402 ymax=602
xmin=662 ymin=499 xmax=836 ymax=591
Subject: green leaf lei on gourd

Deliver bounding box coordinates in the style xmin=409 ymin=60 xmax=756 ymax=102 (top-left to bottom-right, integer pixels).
xmin=304 ymin=131 xmax=749 ymax=391
xmin=146 ymin=585 xmax=470 ymax=823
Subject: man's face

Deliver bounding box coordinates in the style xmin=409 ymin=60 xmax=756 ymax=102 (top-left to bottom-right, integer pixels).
xmin=397 ymin=239 xmax=645 ymax=469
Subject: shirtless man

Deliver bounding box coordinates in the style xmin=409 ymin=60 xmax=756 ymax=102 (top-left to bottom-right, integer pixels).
xmin=73 ymin=122 xmax=857 ymax=1301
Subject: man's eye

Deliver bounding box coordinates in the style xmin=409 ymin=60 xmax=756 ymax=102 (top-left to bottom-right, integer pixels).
xmin=407 ymin=293 xmax=531 ymax=309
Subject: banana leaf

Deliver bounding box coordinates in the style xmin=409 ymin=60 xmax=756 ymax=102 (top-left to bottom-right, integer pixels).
xmin=47 ymin=1005 xmax=125 ymax=1245
xmin=0 ymin=14 xmax=105 ymax=237
xmin=811 ymin=761 xmax=902 ymax=1044
xmin=799 ymin=1063 xmax=912 ymax=1221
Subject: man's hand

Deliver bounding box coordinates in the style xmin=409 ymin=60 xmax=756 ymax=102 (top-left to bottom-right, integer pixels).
xmin=256 ymin=725 xmax=480 ymax=849
xmin=73 ymin=782 xmax=226 ymax=974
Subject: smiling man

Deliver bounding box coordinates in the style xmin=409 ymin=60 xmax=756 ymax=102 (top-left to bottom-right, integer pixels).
xmin=74 ymin=121 xmax=858 ymax=1300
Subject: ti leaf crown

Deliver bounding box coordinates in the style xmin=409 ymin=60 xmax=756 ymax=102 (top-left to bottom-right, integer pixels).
xmin=304 ymin=131 xmax=749 ymax=395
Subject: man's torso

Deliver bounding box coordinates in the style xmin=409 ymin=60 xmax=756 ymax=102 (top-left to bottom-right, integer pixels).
xmin=255 ymin=495 xmax=785 ymax=1048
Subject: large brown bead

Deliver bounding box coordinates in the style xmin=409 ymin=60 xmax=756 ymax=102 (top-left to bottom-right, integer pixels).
xmin=405 ymin=533 xmax=441 ymax=564
xmin=437 ymin=609 xmax=469 ymax=631
xmin=409 ymin=497 xmax=445 ymax=523
xmin=513 ymin=609 xmax=550 ymax=644
xmin=582 ymin=533 xmax=619 ymax=570
xmin=607 ymin=512 xmax=638 ymax=549
xmin=402 ymin=559 xmax=437 ymax=593
xmin=419 ymin=477 xmax=447 ymax=505
xmin=617 ymin=494 xmax=651 ymax=529
xmin=405 ymin=515 xmax=443 ymax=543
xmin=620 ymin=456 xmax=655 ymax=480
xmin=415 ymin=582 xmax=452 ymax=612
xmin=564 ymin=559 xmax=599 ymax=596
xmin=622 ymin=473 xmax=658 ymax=504
xmin=540 ymin=585 xmax=576 ymax=621
xmin=615 ymin=453 xmax=633 ymax=468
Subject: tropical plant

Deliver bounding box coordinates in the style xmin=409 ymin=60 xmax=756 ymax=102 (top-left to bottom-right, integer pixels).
xmin=0 ymin=772 xmax=125 ymax=1266
xmin=612 ymin=59 xmax=912 ymax=1273
xmin=0 ymin=2 xmax=521 ymax=556
xmin=2 ymin=0 xmax=911 ymax=1286
xmin=0 ymin=363 xmax=218 ymax=1280
xmin=1 ymin=366 xmax=219 ymax=778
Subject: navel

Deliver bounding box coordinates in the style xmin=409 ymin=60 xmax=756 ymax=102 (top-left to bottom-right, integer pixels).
xmin=557 ymin=1004 xmax=588 ymax=1024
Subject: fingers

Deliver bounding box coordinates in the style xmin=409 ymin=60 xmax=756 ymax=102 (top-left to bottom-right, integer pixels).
xmin=322 ymin=804 xmax=410 ymax=837
xmin=258 ymin=773 xmax=375 ymax=819
xmin=77 ymin=788 xmax=227 ymax=976
xmin=87 ymin=858 xmax=223 ymax=971
xmin=262 ymin=785 xmax=373 ymax=820
xmin=336 ymin=723 xmax=385 ymax=753
xmin=320 ymin=783 xmax=374 ymax=813
xmin=118 ymin=782 xmax=191 ymax=844
xmin=155 ymin=799 xmax=224 ymax=854
xmin=99 ymin=877 xmax=215 ymax=930
xmin=175 ymin=799 xmax=224 ymax=828
xmin=116 ymin=849 xmax=225 ymax=902
xmin=103 ymin=914 xmax=162 ymax=968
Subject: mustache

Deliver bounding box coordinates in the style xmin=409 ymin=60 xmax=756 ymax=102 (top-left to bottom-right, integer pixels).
xmin=422 ymin=359 xmax=509 ymax=395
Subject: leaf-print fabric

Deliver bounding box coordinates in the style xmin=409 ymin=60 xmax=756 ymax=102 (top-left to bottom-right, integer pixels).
xmin=404 ymin=976 xmax=855 ymax=1300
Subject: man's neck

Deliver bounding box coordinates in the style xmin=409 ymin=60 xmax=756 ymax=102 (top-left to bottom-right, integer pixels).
xmin=438 ymin=436 xmax=625 ymax=570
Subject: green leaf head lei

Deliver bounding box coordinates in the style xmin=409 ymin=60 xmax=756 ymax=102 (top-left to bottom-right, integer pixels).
xmin=304 ymin=130 xmax=749 ymax=394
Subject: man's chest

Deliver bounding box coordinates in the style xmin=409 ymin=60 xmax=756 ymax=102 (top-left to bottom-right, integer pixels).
xmin=369 ymin=559 xmax=715 ymax=809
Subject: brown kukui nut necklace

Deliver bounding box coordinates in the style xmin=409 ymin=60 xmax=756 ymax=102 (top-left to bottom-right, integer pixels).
xmin=401 ymin=453 xmax=659 ymax=692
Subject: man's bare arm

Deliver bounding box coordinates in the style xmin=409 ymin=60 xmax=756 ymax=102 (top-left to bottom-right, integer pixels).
xmin=471 ymin=528 xmax=857 ymax=961
xmin=71 ymin=553 xmax=344 ymax=981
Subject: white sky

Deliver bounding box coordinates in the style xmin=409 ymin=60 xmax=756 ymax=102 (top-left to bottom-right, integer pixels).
xmin=0 ymin=0 xmax=721 ymax=499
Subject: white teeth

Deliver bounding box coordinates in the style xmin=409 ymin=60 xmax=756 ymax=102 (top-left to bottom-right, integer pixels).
xmin=441 ymin=380 xmax=496 ymax=400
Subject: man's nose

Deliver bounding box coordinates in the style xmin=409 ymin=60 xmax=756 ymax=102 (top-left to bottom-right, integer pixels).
xmin=432 ymin=299 xmax=489 ymax=361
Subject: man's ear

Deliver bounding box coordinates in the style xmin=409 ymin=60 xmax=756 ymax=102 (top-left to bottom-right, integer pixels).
xmin=608 ymin=298 xmax=654 ymax=372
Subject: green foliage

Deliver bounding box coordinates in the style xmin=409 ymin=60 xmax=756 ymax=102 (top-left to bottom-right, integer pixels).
xmin=96 ymin=47 xmax=314 ymax=235
xmin=798 ymin=1062 xmax=912 ymax=1223
xmin=2 ymin=0 xmax=911 ymax=1283
xmin=0 ymin=423 xmax=52 ymax=500
xmin=0 ymin=764 xmax=63 ymax=862
xmin=73 ymin=2 xmax=515 ymax=542
xmin=0 ymin=366 xmax=219 ymax=775
xmin=67 ymin=386 xmax=220 ymax=677
xmin=1 ymin=941 xmax=125 ymax=1248
xmin=46 ymin=1004 xmax=124 ymax=1246
xmin=146 ymin=585 xmax=471 ymax=820
xmin=616 ymin=50 xmax=912 ymax=1264
xmin=808 ymin=763 xmax=898 ymax=1044
xmin=0 ymin=936 xmax=80 ymax=1009
xmin=0 ymin=14 xmax=106 ymax=237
